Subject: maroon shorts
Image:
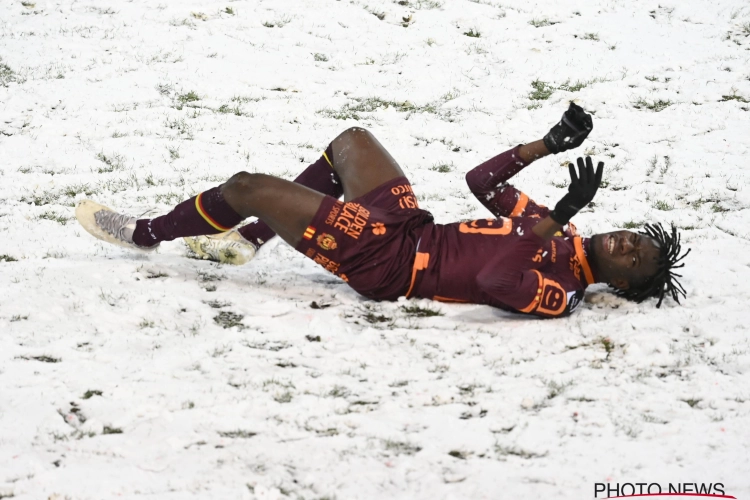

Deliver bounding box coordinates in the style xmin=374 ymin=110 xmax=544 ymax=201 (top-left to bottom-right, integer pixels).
xmin=295 ymin=176 xmax=433 ymax=301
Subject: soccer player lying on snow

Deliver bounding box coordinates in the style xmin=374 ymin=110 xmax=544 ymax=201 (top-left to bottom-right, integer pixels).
xmin=77 ymin=103 xmax=689 ymax=318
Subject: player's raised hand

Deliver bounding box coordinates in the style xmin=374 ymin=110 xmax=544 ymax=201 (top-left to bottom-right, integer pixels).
xmin=549 ymin=156 xmax=604 ymax=225
xmin=543 ymin=102 xmax=593 ymax=154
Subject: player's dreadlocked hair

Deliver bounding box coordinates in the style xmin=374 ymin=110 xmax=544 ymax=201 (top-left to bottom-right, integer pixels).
xmin=615 ymin=223 xmax=690 ymax=308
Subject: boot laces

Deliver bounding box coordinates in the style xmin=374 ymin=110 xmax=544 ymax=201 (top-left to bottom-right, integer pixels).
xmin=94 ymin=210 xmax=135 ymax=242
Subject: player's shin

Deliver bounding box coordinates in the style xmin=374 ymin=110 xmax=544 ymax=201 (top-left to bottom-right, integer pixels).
xmin=132 ymin=186 xmax=243 ymax=247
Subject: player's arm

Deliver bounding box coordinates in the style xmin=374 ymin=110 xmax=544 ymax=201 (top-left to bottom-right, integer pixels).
xmin=531 ymin=156 xmax=603 ymax=241
xmin=465 ymin=103 xmax=593 ymax=218
xmin=477 ymin=157 xmax=603 ymax=317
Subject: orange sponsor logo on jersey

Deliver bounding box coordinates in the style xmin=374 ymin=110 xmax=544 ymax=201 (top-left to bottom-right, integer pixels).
xmin=391 ymin=184 xmax=414 ymax=196
xmin=569 ymin=254 xmax=582 ymax=282
xmin=313 ymin=252 xmax=341 ymax=274
xmin=537 ymin=278 xmax=567 ymax=316
xmin=458 ymin=218 xmax=513 ymax=235
xmin=550 ymin=241 xmax=557 ymax=263
xmin=334 ymin=202 xmax=371 ymax=239
xmin=391 ymin=184 xmax=419 ymax=209
xmin=325 ymin=201 xmax=343 ymax=226
xmin=371 ymin=222 xmax=386 ymax=235
xmin=316 ymin=233 xmax=337 ymax=250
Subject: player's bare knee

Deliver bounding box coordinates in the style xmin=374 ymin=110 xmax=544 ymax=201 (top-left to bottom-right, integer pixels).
xmin=336 ymin=126 xmax=372 ymax=143
xmin=222 ymin=171 xmax=260 ymax=199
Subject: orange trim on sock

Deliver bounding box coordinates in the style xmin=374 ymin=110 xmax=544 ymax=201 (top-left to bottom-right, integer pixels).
xmin=518 ymin=270 xmax=543 ymax=313
xmin=195 ymin=193 xmax=233 ymax=232
xmin=303 ymin=226 xmax=316 ymax=240
xmin=509 ymin=192 xmax=529 ymax=217
xmin=574 ymin=237 xmax=595 ymax=285
xmin=405 ymin=252 xmax=430 ymax=298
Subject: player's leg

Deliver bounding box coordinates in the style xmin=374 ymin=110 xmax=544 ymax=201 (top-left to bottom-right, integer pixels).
xmin=77 ymin=174 xmax=325 ymax=251
xmin=327 ymin=127 xmax=406 ymax=201
xmin=188 ymin=127 xmax=405 ymax=263
xmin=219 ymin=173 xmax=324 ymax=247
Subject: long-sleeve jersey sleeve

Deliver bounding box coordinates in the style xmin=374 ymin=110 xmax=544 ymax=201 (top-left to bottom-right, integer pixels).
xmin=465 ymin=145 xmax=550 ymax=219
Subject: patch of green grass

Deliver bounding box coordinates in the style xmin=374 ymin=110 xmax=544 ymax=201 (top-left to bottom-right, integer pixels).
xmin=1 ymin=254 xmax=19 ymax=262
xmin=82 ymin=390 xmax=103 ymax=399
xmin=156 ymin=83 xmax=173 ymax=96
xmin=653 ymin=200 xmax=674 ymax=211
xmin=224 ymin=6 xmax=235 ymax=15
xmin=401 ymin=304 xmax=444 ymax=317
xmin=622 ymin=221 xmax=643 ymax=229
xmin=720 ymin=94 xmax=749 ymax=103
xmin=632 ymin=98 xmax=673 ymax=112
xmin=547 ymin=380 xmax=572 ymax=399
xmin=219 ymin=430 xmax=256 ymax=438
xmin=313 ymin=53 xmax=329 ymax=62
xmin=368 ymin=8 xmax=386 ymax=20
xmin=318 ymin=96 xmax=442 ymax=120
xmin=103 ymin=426 xmax=123 ymax=434
xmin=205 ymin=300 xmax=230 ymax=308
xmin=383 ymin=439 xmax=422 ymax=455
xmin=598 ymin=337 xmax=615 ymax=359
xmin=528 ymin=18 xmax=557 ymax=28
xmin=557 ymin=80 xmax=587 ymax=92
xmin=165 ymin=117 xmax=193 ymax=138
xmin=178 ymin=91 xmax=200 ymax=103
xmin=11 ymin=314 xmax=28 ymax=321
xmin=495 ymin=444 xmax=547 ymax=459
xmin=399 ymin=0 xmax=443 ymax=8
xmin=0 ymin=57 xmax=17 ymax=87
xmin=167 ymin=146 xmax=180 ymax=159
xmin=327 ymin=385 xmax=350 ymax=398
xmin=138 ymin=319 xmax=155 ymax=329
xmin=21 ymin=190 xmax=60 ymax=206
xmin=96 ymin=152 xmax=124 ymax=173
xmin=429 ymin=162 xmax=453 ymax=173
xmin=274 ymin=391 xmax=293 ymax=403
xmin=711 ymin=203 xmax=729 ymax=213
xmin=213 ymin=311 xmax=244 ymax=329
xmin=63 ymin=184 xmax=95 ymax=199
xmin=582 ymin=32 xmax=599 ymax=41
xmin=681 ymin=398 xmax=701 ymax=408
xmin=463 ymin=28 xmax=481 ymax=38
xmin=17 ymin=355 xmax=60 ymax=363
xmin=362 ymin=311 xmax=391 ymax=324
xmin=529 ymin=79 xmax=555 ymax=100
xmin=36 ymin=211 xmax=70 ymax=225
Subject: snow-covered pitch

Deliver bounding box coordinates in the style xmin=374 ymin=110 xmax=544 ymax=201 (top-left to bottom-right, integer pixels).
xmin=1 ymin=0 xmax=749 ymax=498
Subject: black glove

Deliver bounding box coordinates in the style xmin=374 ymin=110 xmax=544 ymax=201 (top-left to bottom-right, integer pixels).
xmin=543 ymin=102 xmax=593 ymax=154
xmin=550 ymin=156 xmax=604 ymax=225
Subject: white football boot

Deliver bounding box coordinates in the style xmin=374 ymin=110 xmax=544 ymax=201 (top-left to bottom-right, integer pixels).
xmin=76 ymin=200 xmax=159 ymax=251
xmin=184 ymin=229 xmax=257 ymax=265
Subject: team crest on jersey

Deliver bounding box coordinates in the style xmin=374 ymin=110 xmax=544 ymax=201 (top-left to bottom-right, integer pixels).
xmin=316 ymin=233 xmax=337 ymax=250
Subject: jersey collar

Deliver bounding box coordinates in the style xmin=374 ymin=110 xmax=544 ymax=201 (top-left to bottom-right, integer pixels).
xmin=573 ymin=237 xmax=596 ymax=286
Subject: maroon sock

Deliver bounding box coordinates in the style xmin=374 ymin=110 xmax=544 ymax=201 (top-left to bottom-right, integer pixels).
xmin=132 ymin=186 xmax=243 ymax=247
xmin=238 ymin=146 xmax=343 ymax=248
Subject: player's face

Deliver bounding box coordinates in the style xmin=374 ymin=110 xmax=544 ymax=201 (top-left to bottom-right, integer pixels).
xmin=590 ymin=230 xmax=661 ymax=290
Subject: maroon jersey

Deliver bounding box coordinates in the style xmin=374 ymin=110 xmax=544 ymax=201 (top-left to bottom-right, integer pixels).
xmin=407 ymin=146 xmax=597 ymax=318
